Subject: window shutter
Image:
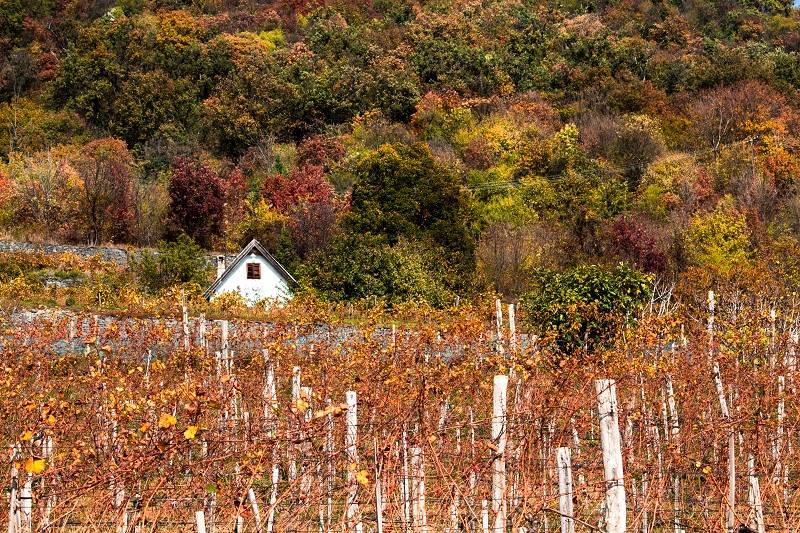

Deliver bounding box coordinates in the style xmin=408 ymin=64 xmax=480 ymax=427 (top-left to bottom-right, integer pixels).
xmin=247 ymin=263 xmax=261 ymax=279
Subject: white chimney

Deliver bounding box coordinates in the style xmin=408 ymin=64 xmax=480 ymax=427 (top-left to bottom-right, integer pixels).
xmin=216 ymin=256 xmax=226 ymax=279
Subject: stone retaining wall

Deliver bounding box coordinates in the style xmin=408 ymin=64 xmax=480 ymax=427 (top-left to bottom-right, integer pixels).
xmin=0 ymin=240 xmax=234 ymax=268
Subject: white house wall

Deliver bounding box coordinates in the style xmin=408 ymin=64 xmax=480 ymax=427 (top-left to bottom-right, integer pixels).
xmin=212 ymin=253 xmax=292 ymax=305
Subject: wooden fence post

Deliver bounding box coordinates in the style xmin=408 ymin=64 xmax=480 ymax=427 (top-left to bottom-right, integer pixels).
xmin=374 ymin=437 xmax=384 ymax=533
xmin=401 ymin=428 xmax=411 ymax=532
xmin=508 ymin=304 xmax=517 ymax=355
xmin=557 ymin=447 xmax=575 ymax=533
xmin=248 ymin=488 xmax=262 ymax=533
xmin=181 ymin=291 xmax=189 ymax=351
xmin=707 ymin=291 xmax=715 ymax=365
xmin=345 ymin=391 xmax=363 ymax=532
xmin=198 ymin=314 xmax=206 ymax=353
xmin=665 ymin=375 xmax=684 ymax=533
xmin=195 ymin=511 xmax=206 ymax=533
xmin=410 ymin=445 xmax=428 ymax=533
xmin=748 ymin=455 xmax=765 ymax=533
xmin=596 ymin=379 xmax=626 ymax=533
xmin=713 ymin=362 xmax=735 ymax=533
xmin=774 ymin=375 xmax=786 ymax=503
xmin=495 ymin=299 xmax=504 ymax=356
xmin=491 ymin=375 xmax=508 ymax=532
xmin=40 ymin=436 xmax=53 ymax=531
xmin=220 ymin=320 xmax=229 ymax=372
xmin=266 ymin=464 xmax=279 ymax=533
xmin=263 ymin=352 xmax=278 ymax=533
xmin=299 ymin=386 xmax=313 ymax=500
xmin=289 ymin=367 xmax=300 ymax=483
xmin=18 ymin=477 xmax=30 ymax=533
xmin=8 ymin=444 xmax=19 ymax=533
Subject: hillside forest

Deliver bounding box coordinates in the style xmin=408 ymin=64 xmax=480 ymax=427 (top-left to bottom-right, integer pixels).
xmin=2 ymin=0 xmax=800 ymax=307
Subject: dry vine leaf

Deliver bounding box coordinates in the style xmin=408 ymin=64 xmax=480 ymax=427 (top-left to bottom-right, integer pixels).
xmin=158 ymin=413 xmax=177 ymax=428
xmin=24 ymin=458 xmax=45 ymax=474
xmin=356 ymin=469 xmax=369 ymax=486
xmin=184 ymin=425 xmax=199 ymax=439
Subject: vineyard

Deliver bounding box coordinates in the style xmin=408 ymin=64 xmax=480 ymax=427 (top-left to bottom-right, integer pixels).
xmin=0 ymin=294 xmax=798 ymax=533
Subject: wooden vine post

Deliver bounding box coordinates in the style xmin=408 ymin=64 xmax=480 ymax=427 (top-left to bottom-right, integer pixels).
xmin=713 ymin=362 xmax=735 ymax=533
xmin=195 ymin=511 xmax=206 ymax=533
xmin=262 ymin=350 xmax=278 ymax=533
xmin=556 ymin=447 xmax=575 ymax=533
xmin=596 ymin=379 xmax=626 ymax=533
xmin=495 ymin=299 xmax=504 ymax=356
xmin=181 ymin=290 xmax=189 ymax=351
xmin=410 ymin=444 xmax=428 ymax=532
xmin=747 ymin=455 xmax=765 ymax=533
xmin=374 ymin=437 xmax=384 ymax=533
xmin=344 ymin=391 xmax=363 ymax=532
xmin=401 ymin=428 xmax=411 ymax=532
xmin=665 ymin=375 xmax=684 ymax=533
xmin=491 ymin=374 xmax=508 ymax=532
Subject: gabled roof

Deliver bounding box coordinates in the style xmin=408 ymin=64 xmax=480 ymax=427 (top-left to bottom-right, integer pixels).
xmin=203 ymin=239 xmax=297 ymax=299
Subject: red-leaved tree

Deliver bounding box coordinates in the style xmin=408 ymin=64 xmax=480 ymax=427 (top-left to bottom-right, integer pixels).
xmin=72 ymin=138 xmax=137 ymax=245
xmin=261 ymin=164 xmax=334 ymax=214
xmin=261 ymin=164 xmax=343 ymax=257
xmin=168 ymin=157 xmax=225 ymax=248
xmin=296 ymin=135 xmax=345 ymax=171
xmin=609 ymin=214 xmax=668 ymax=273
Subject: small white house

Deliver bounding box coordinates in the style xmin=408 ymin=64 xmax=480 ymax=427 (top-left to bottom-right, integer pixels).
xmin=204 ymin=239 xmax=296 ymax=305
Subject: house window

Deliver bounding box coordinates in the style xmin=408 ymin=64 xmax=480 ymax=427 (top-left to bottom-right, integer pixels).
xmin=246 ymin=262 xmax=261 ymax=280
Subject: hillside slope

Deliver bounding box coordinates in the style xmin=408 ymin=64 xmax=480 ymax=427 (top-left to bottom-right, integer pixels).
xmin=2 ymin=0 xmax=800 ymax=302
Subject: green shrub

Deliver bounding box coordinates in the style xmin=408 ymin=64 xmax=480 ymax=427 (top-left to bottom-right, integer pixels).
xmin=134 ymin=234 xmax=211 ymax=293
xmin=300 ymin=234 xmax=455 ymax=307
xmin=523 ymin=263 xmax=652 ymax=356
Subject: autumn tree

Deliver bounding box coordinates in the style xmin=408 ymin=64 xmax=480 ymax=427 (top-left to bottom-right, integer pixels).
xmin=684 ymin=197 xmax=752 ymax=279
xmin=168 ymin=157 xmax=224 ymax=248
xmin=261 ymin=164 xmax=342 ymax=258
xmin=345 ymin=142 xmax=477 ymax=280
xmin=4 ymin=147 xmax=79 ymax=240
xmin=71 ymin=138 xmax=137 ymax=244
xmin=261 ymin=164 xmax=334 ymax=214
xmin=687 ymin=80 xmax=789 ymax=151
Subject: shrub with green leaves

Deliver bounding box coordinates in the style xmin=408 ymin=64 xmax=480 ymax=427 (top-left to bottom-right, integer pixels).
xmin=523 ymin=263 xmax=653 ymax=356
xmin=685 ymin=198 xmax=751 ymax=279
xmin=134 ymin=234 xmax=211 ymax=293
xmin=300 ymin=234 xmax=455 ymax=307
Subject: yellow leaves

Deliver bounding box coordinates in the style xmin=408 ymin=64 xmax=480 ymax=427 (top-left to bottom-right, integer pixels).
xmin=294 ymin=398 xmax=309 ymax=412
xmin=184 ymin=425 xmax=199 ymax=440
xmin=139 ymin=423 xmax=151 ymax=433
xmin=46 ymin=415 xmax=56 ymax=426
xmin=24 ymin=458 xmax=46 ymax=474
xmin=346 ymin=462 xmax=370 ymax=486
xmin=312 ymin=403 xmax=347 ymax=419
xmin=158 ymin=413 xmax=177 ymax=429
xmin=20 ymin=430 xmax=33 ymax=442
xmin=702 ymin=465 xmax=712 ymax=475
